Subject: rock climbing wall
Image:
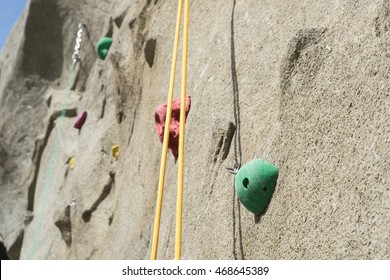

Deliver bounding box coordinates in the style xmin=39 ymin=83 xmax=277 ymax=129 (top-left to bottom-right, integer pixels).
xmin=0 ymin=0 xmax=389 ymax=259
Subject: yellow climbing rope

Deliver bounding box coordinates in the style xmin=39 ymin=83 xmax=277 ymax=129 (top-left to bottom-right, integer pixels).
xmin=175 ymin=0 xmax=190 ymax=261
xmin=151 ymin=0 xmax=184 ymax=260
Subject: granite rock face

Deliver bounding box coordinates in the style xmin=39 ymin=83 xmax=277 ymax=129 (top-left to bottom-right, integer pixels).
xmin=0 ymin=0 xmax=389 ymax=259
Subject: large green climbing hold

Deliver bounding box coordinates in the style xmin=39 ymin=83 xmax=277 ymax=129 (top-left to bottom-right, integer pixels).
xmin=234 ymin=159 xmax=279 ymax=215
xmin=96 ymin=37 xmax=113 ymax=60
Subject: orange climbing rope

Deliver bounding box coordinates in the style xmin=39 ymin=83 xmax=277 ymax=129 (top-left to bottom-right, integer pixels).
xmin=151 ymin=0 xmax=184 ymax=260
xmin=175 ymin=0 xmax=190 ymax=261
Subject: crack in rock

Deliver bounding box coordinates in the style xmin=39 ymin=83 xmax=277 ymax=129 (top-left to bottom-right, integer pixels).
xmin=27 ymin=107 xmax=78 ymax=212
xmin=82 ymin=172 xmax=115 ymax=223
xmin=54 ymin=205 xmax=72 ymax=247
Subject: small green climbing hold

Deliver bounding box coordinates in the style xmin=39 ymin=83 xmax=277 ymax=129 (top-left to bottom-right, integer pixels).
xmin=96 ymin=37 xmax=113 ymax=60
xmin=234 ymin=159 xmax=279 ymax=215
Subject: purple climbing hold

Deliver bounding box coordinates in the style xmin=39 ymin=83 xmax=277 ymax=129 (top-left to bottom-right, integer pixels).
xmin=74 ymin=111 xmax=87 ymax=129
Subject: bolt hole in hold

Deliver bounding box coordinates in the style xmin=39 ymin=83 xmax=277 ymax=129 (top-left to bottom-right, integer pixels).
xmin=242 ymin=178 xmax=249 ymax=188
xmin=263 ymin=187 xmax=267 ymax=192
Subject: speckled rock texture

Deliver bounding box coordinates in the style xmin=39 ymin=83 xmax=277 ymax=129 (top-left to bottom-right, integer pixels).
xmin=0 ymin=0 xmax=389 ymax=259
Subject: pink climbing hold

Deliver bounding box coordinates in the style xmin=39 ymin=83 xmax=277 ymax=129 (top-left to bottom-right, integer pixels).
xmin=154 ymin=96 xmax=191 ymax=158
xmin=74 ymin=111 xmax=87 ymax=129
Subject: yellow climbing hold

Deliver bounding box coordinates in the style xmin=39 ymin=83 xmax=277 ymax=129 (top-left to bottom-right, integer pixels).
xmin=69 ymin=157 xmax=76 ymax=170
xmin=112 ymin=145 xmax=119 ymax=160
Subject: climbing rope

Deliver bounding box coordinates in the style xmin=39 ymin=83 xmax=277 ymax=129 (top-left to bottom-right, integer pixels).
xmin=27 ymin=21 xmax=85 ymax=259
xmin=72 ymin=21 xmax=85 ymax=65
xmin=151 ymin=0 xmax=183 ymax=260
xmin=175 ymin=0 xmax=190 ymax=261
xmin=151 ymin=0 xmax=190 ymax=260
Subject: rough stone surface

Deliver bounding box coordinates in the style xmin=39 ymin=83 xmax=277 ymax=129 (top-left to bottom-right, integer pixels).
xmin=0 ymin=0 xmax=389 ymax=259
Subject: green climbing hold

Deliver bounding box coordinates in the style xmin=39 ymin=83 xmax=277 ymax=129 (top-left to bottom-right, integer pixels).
xmin=96 ymin=37 xmax=113 ymax=60
xmin=234 ymin=159 xmax=279 ymax=215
